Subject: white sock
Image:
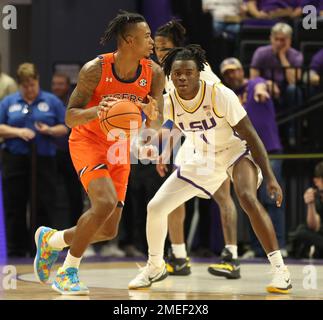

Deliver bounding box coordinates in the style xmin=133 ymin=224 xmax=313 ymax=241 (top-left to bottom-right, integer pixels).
xmin=146 ymin=172 xmax=200 ymax=270
xmin=225 ymin=244 xmax=238 ymax=259
xmin=48 ymin=231 xmax=68 ymax=250
xmin=267 ymin=250 xmax=285 ymax=271
xmin=148 ymin=255 xmax=164 ymax=268
xmin=62 ymin=250 xmax=82 ymax=269
xmin=171 ymin=243 xmax=187 ymax=259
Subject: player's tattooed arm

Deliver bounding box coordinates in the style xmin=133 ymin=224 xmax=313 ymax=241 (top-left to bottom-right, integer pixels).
xmin=233 ymin=115 xmax=283 ymax=207
xmin=141 ymin=61 xmax=165 ymax=129
xmin=65 ymin=59 xmax=101 ymax=128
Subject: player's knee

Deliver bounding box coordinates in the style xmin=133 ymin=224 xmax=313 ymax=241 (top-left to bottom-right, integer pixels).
xmin=92 ymin=196 xmax=118 ymax=220
xmin=100 ymin=227 xmax=119 ymax=241
xmin=237 ymin=190 xmax=257 ymax=212
xmin=147 ymin=198 xmax=161 ymax=216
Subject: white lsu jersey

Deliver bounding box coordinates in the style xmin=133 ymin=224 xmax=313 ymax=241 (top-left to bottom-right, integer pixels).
xmin=164 ymin=63 xmax=220 ymax=165
xmin=164 ymin=80 xmax=248 ymax=157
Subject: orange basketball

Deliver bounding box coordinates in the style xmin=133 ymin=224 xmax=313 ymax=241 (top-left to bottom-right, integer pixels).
xmin=99 ymin=100 xmax=142 ymax=139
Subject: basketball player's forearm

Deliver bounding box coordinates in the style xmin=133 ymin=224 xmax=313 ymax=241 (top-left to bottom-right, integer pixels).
xmin=65 ymin=107 xmax=98 ymax=128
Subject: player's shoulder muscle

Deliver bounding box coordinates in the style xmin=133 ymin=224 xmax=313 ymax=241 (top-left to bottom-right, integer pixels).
xmin=68 ymin=58 xmax=102 ymax=109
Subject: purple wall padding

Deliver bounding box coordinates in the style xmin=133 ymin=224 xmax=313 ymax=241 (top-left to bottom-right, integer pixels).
xmin=142 ymin=0 xmax=173 ymax=34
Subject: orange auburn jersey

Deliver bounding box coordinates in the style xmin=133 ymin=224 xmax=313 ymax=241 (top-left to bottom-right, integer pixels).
xmin=70 ymin=52 xmax=153 ymax=144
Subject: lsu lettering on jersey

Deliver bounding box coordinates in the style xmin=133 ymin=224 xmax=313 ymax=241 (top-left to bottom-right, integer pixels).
xmin=163 ymin=80 xmax=262 ymax=198
xmin=164 ymin=80 xmax=247 ymax=156
xmin=164 ymin=63 xmax=221 ymax=166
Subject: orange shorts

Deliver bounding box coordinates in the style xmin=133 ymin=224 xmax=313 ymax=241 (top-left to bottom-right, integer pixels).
xmin=69 ymin=136 xmax=130 ymax=202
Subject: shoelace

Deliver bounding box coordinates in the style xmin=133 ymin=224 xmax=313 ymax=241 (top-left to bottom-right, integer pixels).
xmin=267 ymin=267 xmax=288 ymax=275
xmin=135 ymin=263 xmax=159 ymax=278
xmin=135 ymin=263 xmax=151 ymax=275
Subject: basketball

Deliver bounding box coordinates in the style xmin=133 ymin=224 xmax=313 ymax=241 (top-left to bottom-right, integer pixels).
xmin=99 ymin=100 xmax=142 ymax=139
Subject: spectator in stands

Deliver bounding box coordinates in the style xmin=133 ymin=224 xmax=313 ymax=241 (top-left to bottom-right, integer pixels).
xmin=221 ymin=57 xmax=286 ymax=257
xmin=250 ymin=22 xmax=303 ymax=111
xmin=246 ymin=0 xmax=302 ymax=21
xmin=0 ymin=53 xmax=18 ymax=101
xmin=0 ymin=63 xmax=68 ymax=257
xmin=51 ymin=73 xmax=84 ymax=226
xmin=51 ymin=73 xmax=71 ymax=106
xmin=288 ymin=161 xmax=323 ymax=258
xmin=307 ymin=48 xmax=323 ymax=87
xmin=202 ymin=0 xmax=246 ymax=39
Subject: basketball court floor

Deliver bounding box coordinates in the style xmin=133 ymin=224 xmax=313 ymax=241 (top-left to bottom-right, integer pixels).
xmin=1 ymin=257 xmax=323 ymax=300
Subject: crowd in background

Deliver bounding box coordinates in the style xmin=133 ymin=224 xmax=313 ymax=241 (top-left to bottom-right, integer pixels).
xmin=0 ymin=0 xmax=323 ymax=259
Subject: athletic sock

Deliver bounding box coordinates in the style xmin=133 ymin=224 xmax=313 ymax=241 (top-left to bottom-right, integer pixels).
xmin=62 ymin=250 xmax=82 ymax=270
xmin=171 ymin=243 xmax=187 ymax=259
xmin=225 ymin=244 xmax=238 ymax=259
xmin=48 ymin=230 xmax=68 ymax=250
xmin=267 ymin=250 xmax=285 ymax=272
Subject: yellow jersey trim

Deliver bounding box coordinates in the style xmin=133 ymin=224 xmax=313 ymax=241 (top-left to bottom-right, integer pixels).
xmin=174 ymin=80 xmax=206 ymax=113
xmin=212 ymin=83 xmax=224 ymax=118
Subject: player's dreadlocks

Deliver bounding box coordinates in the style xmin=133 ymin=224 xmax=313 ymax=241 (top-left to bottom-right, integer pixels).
xmin=162 ymin=44 xmax=207 ymax=77
xmin=155 ymin=19 xmax=186 ymax=47
xmin=100 ymin=10 xmax=146 ymax=45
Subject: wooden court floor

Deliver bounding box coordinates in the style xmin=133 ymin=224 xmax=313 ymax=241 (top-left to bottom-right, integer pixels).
xmin=1 ymin=260 xmax=323 ymax=300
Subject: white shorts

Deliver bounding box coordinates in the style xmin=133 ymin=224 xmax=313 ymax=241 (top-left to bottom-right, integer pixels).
xmin=176 ymin=142 xmax=263 ymax=199
xmin=174 ymin=139 xmax=195 ymax=167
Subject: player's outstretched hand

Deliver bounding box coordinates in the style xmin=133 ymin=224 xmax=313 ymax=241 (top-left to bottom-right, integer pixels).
xmin=267 ymin=178 xmax=283 ymax=207
xmin=139 ymin=95 xmax=158 ymax=121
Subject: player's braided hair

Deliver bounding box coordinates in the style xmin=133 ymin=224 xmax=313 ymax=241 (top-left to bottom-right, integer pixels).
xmin=162 ymin=44 xmax=207 ymax=77
xmin=155 ymin=19 xmax=186 ymax=47
xmin=100 ymin=10 xmax=146 ymax=45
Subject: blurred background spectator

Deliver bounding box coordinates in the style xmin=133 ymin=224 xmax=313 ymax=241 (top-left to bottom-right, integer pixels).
xmin=0 ymin=53 xmax=18 ymax=101
xmin=51 ymin=73 xmax=84 ymax=227
xmin=288 ymin=161 xmax=323 ymax=258
xmin=250 ymin=23 xmax=303 ymax=110
xmin=0 ymin=0 xmax=322 ymax=259
xmin=306 ymin=48 xmax=323 ymax=90
xmin=202 ymin=0 xmax=246 ymax=39
xmin=245 ymin=0 xmax=303 ymax=25
xmin=0 ymin=63 xmax=68 ymax=257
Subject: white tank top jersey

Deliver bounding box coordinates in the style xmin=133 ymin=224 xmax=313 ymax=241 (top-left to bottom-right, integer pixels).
xmin=164 ymin=63 xmax=221 ymax=93
xmin=163 ymin=80 xmax=248 ymax=156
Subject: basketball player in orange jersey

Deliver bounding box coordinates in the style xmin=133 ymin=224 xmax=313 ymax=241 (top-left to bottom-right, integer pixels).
xmin=33 ymin=11 xmax=165 ymax=295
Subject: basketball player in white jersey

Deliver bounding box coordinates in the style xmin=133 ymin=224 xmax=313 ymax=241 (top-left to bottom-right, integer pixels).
xmin=154 ymin=20 xmax=240 ymax=279
xmin=129 ymin=45 xmax=292 ymax=294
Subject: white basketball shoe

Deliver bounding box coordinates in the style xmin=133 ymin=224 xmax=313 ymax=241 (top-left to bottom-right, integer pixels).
xmin=128 ymin=261 xmax=168 ymax=289
xmin=266 ymin=267 xmax=292 ymax=294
